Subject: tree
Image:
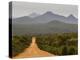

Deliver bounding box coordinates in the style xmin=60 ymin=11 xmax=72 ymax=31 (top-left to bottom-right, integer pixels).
xmin=62 ymin=46 xmax=68 ymax=55
xmin=68 ymin=47 xmax=77 ymax=55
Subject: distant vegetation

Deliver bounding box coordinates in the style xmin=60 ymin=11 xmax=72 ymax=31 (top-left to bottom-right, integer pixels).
xmin=36 ymin=32 xmax=78 ymax=55
xmin=12 ymin=32 xmax=78 ymax=57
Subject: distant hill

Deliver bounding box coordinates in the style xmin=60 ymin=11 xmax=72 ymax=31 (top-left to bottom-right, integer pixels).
xmin=12 ymin=11 xmax=78 ymax=35
xmin=12 ymin=11 xmax=78 ymax=24
xmin=12 ymin=16 xmax=33 ymax=24
xmin=12 ymin=20 xmax=77 ymax=35
xmin=29 ymin=13 xmax=40 ymax=18
xmin=66 ymin=14 xmax=78 ymax=24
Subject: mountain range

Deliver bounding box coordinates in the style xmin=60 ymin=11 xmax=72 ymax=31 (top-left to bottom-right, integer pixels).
xmin=12 ymin=11 xmax=78 ymax=35
xmin=12 ymin=11 xmax=78 ymax=24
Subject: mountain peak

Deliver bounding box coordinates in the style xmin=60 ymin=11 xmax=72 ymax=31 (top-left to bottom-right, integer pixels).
xmin=44 ymin=11 xmax=54 ymax=15
xmin=29 ymin=13 xmax=39 ymax=18
xmin=66 ymin=14 xmax=77 ymax=24
xmin=68 ymin=14 xmax=75 ymax=18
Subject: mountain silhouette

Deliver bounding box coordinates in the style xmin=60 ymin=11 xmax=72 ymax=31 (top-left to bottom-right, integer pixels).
xmin=66 ymin=14 xmax=78 ymax=24
xmin=12 ymin=11 xmax=78 ymax=35
xmin=29 ymin=13 xmax=40 ymax=18
xmin=12 ymin=11 xmax=78 ymax=24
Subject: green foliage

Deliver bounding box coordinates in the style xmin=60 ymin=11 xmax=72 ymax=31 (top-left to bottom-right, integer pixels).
xmin=68 ymin=46 xmax=78 ymax=55
xmin=12 ymin=35 xmax=32 ymax=57
xmin=62 ymin=46 xmax=68 ymax=55
xmin=12 ymin=32 xmax=78 ymax=57
xmin=36 ymin=32 xmax=78 ymax=55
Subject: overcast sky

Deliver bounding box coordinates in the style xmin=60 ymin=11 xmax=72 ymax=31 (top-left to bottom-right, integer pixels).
xmin=12 ymin=1 xmax=78 ymax=18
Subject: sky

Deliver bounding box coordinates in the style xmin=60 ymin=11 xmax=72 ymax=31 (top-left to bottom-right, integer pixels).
xmin=12 ymin=1 xmax=78 ymax=18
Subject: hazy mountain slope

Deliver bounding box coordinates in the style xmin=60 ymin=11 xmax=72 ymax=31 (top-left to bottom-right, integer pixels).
xmin=12 ymin=16 xmax=34 ymax=24
xmin=65 ymin=15 xmax=78 ymax=24
xmin=29 ymin=13 xmax=40 ymax=18
xmin=33 ymin=11 xmax=66 ymax=23
xmin=12 ymin=20 xmax=77 ymax=35
xmin=12 ymin=11 xmax=78 ymax=35
xmin=12 ymin=11 xmax=78 ymax=24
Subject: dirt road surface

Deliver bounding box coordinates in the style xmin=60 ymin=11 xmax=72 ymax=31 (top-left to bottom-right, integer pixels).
xmin=14 ymin=37 xmax=53 ymax=58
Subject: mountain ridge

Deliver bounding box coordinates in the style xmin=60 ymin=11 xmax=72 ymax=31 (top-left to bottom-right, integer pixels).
xmin=12 ymin=11 xmax=78 ymax=24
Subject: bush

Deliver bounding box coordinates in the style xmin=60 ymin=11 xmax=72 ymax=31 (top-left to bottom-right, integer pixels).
xmin=36 ymin=32 xmax=78 ymax=55
xmin=12 ymin=35 xmax=32 ymax=57
xmin=62 ymin=46 xmax=68 ymax=55
xmin=12 ymin=32 xmax=78 ymax=57
xmin=68 ymin=46 xmax=78 ymax=55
